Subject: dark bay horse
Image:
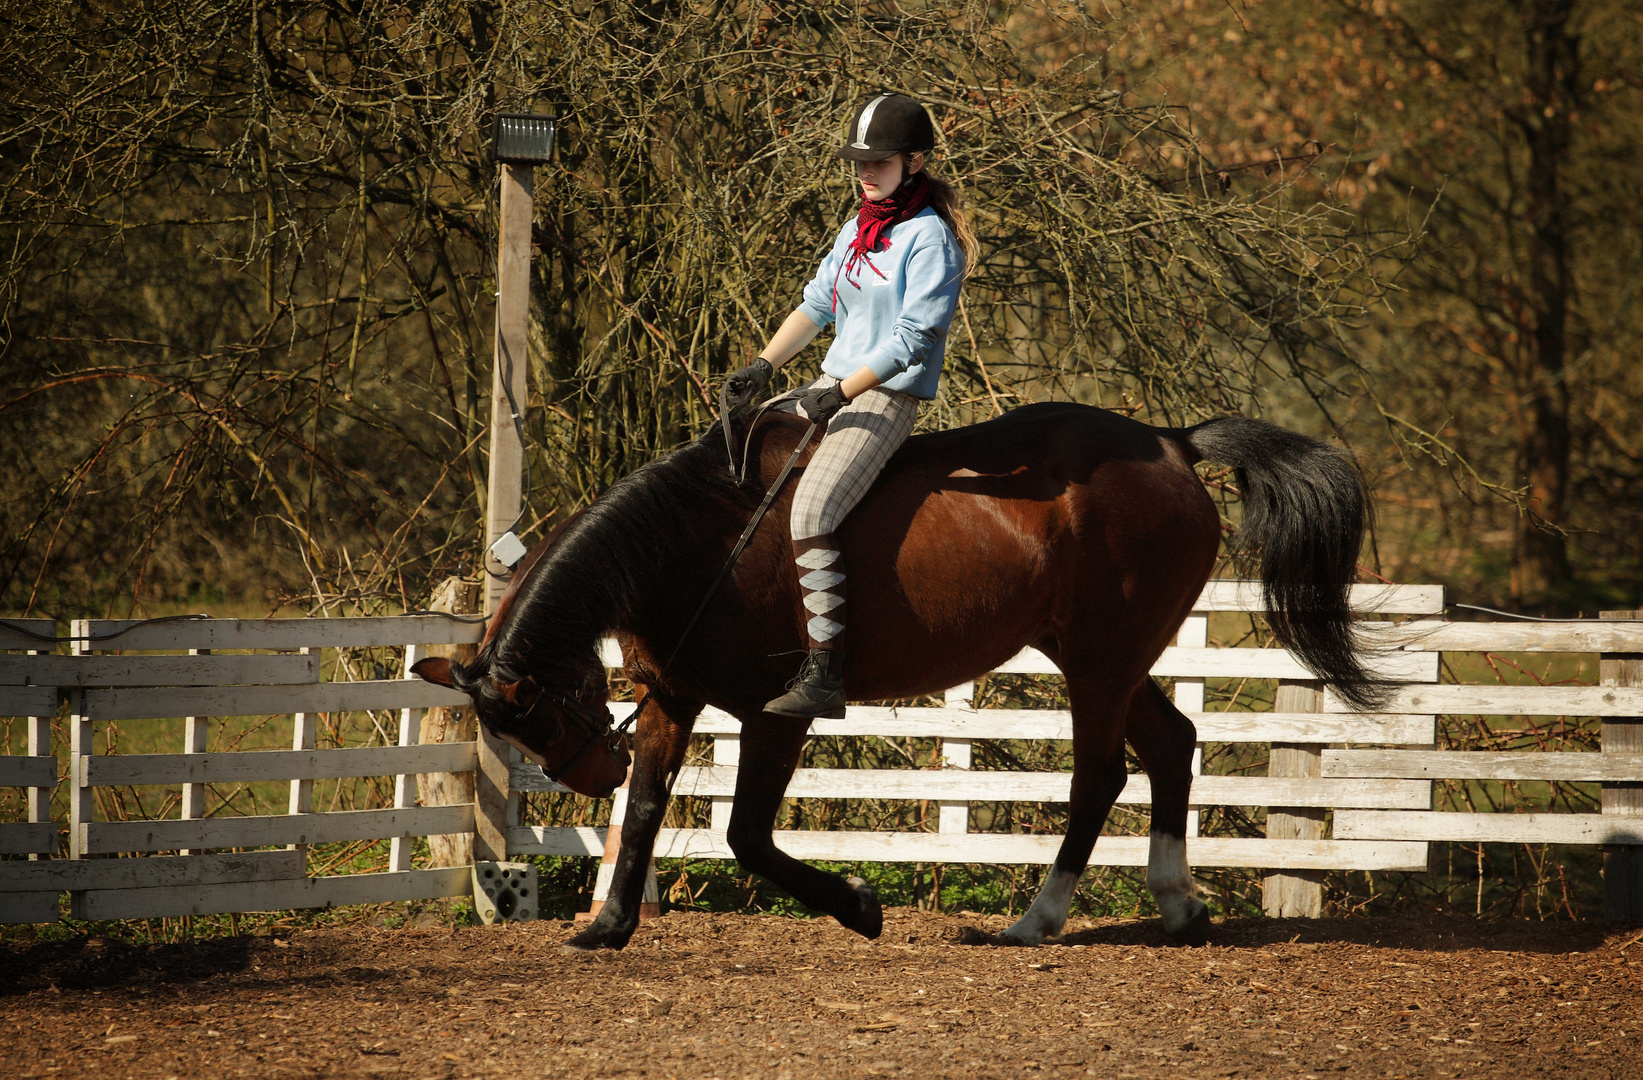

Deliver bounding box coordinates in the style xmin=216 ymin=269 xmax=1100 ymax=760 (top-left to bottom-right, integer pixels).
xmin=414 ymin=402 xmax=1379 ymax=950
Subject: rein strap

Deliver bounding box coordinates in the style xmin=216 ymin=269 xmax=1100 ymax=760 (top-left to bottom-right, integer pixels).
xmin=555 ymin=418 xmax=819 ymax=775
xmin=622 ymin=421 xmax=816 ymax=733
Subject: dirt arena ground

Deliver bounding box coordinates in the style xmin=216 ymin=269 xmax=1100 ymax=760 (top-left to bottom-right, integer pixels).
xmin=3 ymin=909 xmax=1641 ymax=1079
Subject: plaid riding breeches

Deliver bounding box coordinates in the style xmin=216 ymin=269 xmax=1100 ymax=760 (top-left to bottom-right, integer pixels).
xmin=770 ymin=375 xmax=921 ymax=539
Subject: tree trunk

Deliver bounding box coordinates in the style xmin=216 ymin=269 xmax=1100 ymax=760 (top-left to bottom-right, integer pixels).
xmin=417 ymin=575 xmax=483 ymax=868
xmin=1512 ymin=0 xmax=1578 ymax=604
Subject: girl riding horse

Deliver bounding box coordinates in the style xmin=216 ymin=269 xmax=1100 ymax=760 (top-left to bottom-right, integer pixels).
xmin=724 ymin=91 xmax=978 ymax=720
xmin=414 ymin=94 xmax=1385 ymax=954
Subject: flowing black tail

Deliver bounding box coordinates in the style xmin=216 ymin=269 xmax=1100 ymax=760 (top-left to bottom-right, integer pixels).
xmin=1182 ymin=417 xmax=1386 ymax=710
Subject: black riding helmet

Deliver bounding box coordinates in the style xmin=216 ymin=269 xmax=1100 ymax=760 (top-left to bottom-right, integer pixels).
xmin=837 ymin=92 xmax=935 ymax=162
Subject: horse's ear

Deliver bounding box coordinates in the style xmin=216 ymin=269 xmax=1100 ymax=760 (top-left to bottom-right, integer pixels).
xmin=411 ymin=657 xmax=454 ymax=688
xmin=499 ymin=675 xmax=541 ymax=708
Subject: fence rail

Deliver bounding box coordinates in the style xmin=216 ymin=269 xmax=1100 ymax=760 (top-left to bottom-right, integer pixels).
xmin=3 ymin=582 xmax=1642 ymax=924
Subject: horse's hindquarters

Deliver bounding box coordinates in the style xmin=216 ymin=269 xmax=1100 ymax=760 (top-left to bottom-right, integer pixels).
xmin=837 ymin=408 xmax=1220 ymax=701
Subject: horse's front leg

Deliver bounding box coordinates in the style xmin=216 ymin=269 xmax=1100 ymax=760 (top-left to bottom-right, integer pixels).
xmin=726 ymin=713 xmax=882 ymax=939
xmin=563 ymin=689 xmax=700 ymax=952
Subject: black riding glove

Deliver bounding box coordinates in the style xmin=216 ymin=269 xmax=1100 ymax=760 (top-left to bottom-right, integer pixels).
xmin=725 ymin=358 xmax=774 ymax=404
xmin=796 ymin=383 xmax=849 ymax=423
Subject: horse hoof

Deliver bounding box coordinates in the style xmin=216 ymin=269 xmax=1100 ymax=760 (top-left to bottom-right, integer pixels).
xmin=993 ymin=932 xmax=1035 ymax=947
xmin=561 ymin=923 xmax=631 ymax=953
xmin=993 ymin=924 xmax=1043 ymax=947
xmin=840 ymin=876 xmax=882 ymax=940
xmin=1168 ymin=906 xmax=1212 ymax=947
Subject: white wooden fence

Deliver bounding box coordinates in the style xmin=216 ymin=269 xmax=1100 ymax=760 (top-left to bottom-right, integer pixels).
xmin=0 ymin=616 xmax=483 ymax=923
xmin=3 ymin=583 xmax=1641 ymax=924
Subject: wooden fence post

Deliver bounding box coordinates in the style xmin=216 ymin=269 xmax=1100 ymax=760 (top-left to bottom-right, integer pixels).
xmin=389 ymin=643 xmax=428 ymax=874
xmin=710 ymin=731 xmax=738 ymax=833
xmin=180 ymin=647 xmax=209 ymax=856
xmin=288 ymin=647 xmax=317 ymax=861
xmin=418 ymin=577 xmax=483 ymax=868
xmin=475 ymin=160 xmax=534 ymax=863
xmin=1601 ymin=609 xmax=1643 ymax=922
xmin=26 ymin=638 xmax=51 ymax=861
xmin=68 ymin=621 xmax=91 ymax=861
xmin=1264 ymin=679 xmax=1325 ymax=917
xmin=484 ymin=162 xmax=533 ymax=615
xmin=939 ymin=682 xmax=974 ymax=837
xmin=473 ymin=727 xmax=514 ymax=865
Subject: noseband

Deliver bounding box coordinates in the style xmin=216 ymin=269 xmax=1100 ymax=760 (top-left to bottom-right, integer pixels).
xmin=540 ymin=691 xmax=628 ymax=785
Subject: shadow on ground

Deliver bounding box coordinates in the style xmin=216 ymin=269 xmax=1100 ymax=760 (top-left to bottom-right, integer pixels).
xmin=933 ymin=911 xmax=1631 ymax=955
xmin=0 ymin=934 xmax=259 ymax=995
xmin=1047 ymin=913 xmax=1627 ymax=954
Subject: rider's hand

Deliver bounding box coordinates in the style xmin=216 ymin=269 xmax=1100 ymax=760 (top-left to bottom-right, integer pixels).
xmin=796 ymin=383 xmax=849 ymax=424
xmin=725 ymin=358 xmax=774 ymax=404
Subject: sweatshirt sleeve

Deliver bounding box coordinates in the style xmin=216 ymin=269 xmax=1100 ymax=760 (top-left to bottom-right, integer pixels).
xmin=857 ymin=228 xmax=964 ymax=384
xmin=796 ymin=225 xmax=853 ymax=330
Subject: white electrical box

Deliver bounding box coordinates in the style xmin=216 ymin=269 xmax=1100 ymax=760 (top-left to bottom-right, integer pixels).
xmin=489 ymin=531 xmax=529 ymax=569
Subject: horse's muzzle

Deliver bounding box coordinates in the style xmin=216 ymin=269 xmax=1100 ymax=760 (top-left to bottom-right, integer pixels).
xmin=557 ymin=731 xmax=632 ymax=799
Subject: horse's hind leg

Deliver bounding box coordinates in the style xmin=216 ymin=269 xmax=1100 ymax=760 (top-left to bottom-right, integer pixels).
xmin=1126 ymin=678 xmax=1210 ymax=945
xmin=997 ymin=674 xmax=1135 ymax=947
xmin=726 ymin=713 xmax=881 ymax=938
xmin=564 ymin=690 xmax=699 ymax=953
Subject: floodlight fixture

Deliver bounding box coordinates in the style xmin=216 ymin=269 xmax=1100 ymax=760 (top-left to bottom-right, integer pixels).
xmin=492 ymin=113 xmax=556 ymax=165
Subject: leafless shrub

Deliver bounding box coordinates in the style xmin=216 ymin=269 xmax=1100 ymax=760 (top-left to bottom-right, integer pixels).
xmin=1 ymin=0 xmax=1398 ymax=615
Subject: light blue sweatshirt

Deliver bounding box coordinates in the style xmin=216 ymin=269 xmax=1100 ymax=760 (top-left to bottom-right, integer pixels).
xmin=796 ymin=206 xmax=965 ymax=400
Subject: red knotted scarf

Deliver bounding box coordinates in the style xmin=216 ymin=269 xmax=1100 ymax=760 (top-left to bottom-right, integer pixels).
xmin=832 ymin=172 xmax=931 ymax=311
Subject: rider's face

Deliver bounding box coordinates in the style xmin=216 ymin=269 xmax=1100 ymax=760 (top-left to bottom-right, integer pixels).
xmin=854 ymin=153 xmax=923 ymax=202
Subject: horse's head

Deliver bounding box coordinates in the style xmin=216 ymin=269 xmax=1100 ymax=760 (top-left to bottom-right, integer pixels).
xmin=413 ymin=649 xmax=631 ymax=798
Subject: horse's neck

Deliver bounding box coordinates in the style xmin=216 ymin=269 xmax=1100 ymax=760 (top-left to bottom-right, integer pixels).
xmin=499 ymin=435 xmax=753 ymax=669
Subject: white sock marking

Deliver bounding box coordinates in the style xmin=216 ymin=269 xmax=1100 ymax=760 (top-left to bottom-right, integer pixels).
xmin=1146 ymin=832 xmax=1206 ymax=934
xmin=997 ymin=866 xmax=1079 ymax=946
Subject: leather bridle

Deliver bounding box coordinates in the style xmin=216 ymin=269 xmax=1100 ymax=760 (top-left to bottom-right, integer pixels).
xmin=538 ymin=690 xmax=625 ymax=785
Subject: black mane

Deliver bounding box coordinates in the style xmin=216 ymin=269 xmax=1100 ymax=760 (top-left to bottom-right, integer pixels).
xmin=452 ymin=410 xmax=764 ymax=700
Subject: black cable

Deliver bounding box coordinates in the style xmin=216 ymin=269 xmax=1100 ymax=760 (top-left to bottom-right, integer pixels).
xmin=0 ymin=613 xmax=211 ymax=644
xmin=400 ymin=608 xmax=491 ymax=624
xmin=0 ymin=608 xmax=491 ymax=644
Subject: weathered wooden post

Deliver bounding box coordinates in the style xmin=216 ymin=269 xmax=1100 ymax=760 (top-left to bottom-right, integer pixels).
xmin=1600 ymin=609 xmax=1643 ymax=921
xmin=475 ymin=114 xmax=556 ymax=864
xmin=1264 ymin=679 xmax=1326 ymax=917
xmin=418 ymin=576 xmax=483 ymax=868
xmin=68 ymin=621 xmax=91 ymax=862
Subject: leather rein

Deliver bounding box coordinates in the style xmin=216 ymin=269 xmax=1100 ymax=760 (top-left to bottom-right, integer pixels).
xmin=542 ymin=388 xmax=816 ymax=785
